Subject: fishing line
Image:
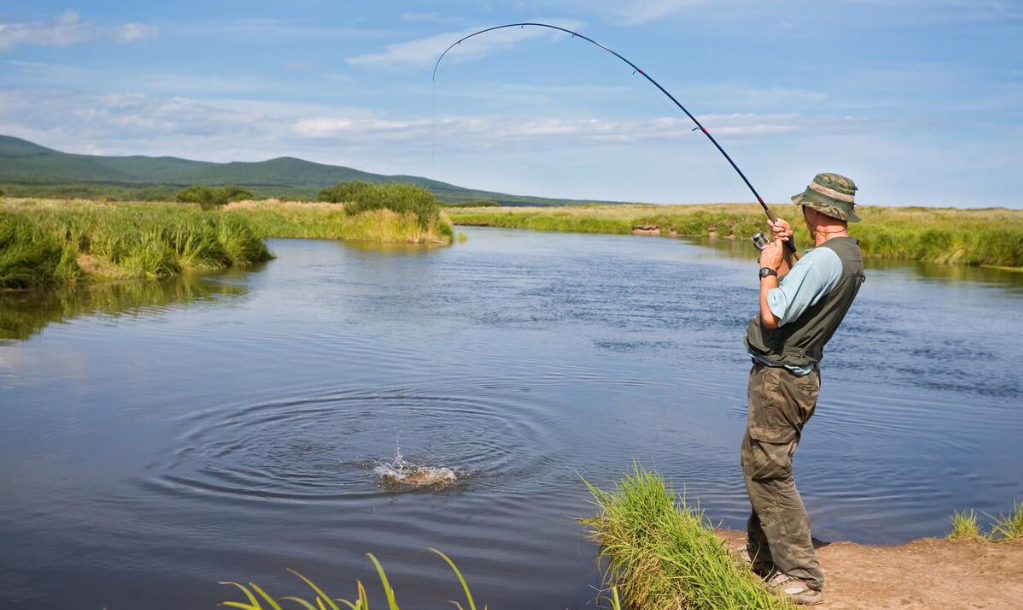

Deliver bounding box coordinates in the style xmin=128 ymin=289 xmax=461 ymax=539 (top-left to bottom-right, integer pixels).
xmin=432 ymin=22 xmax=797 ymax=255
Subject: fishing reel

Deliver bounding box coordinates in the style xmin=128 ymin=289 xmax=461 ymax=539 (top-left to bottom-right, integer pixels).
xmin=751 ymin=232 xmax=771 ymax=251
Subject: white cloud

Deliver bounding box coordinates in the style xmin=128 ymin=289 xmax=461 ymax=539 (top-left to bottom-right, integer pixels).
xmin=0 ymin=10 xmax=156 ymax=51
xmin=347 ymin=20 xmax=583 ymax=69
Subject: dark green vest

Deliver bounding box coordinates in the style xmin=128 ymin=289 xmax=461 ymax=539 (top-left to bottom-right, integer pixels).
xmin=744 ymin=237 xmax=865 ymax=368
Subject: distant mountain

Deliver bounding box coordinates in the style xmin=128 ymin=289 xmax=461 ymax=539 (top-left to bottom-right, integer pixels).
xmin=0 ymin=135 xmax=626 ymax=206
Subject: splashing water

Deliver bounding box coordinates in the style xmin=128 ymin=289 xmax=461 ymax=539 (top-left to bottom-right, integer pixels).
xmin=373 ymin=445 xmax=459 ymax=488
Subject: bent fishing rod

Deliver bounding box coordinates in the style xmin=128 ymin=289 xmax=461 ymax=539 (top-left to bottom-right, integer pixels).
xmin=433 ymin=22 xmax=798 ymax=256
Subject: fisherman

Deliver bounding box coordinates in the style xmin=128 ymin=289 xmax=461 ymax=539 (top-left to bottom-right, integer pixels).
xmin=741 ymin=173 xmax=865 ymax=606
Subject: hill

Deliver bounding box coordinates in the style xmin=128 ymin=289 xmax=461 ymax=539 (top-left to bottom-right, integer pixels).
xmin=0 ymin=135 xmax=626 ymax=206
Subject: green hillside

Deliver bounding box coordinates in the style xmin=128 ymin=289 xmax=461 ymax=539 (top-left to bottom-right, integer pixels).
xmin=0 ymin=135 xmax=626 ymax=206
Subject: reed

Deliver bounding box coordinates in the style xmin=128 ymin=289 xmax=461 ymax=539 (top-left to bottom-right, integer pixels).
xmin=220 ymin=549 xmax=484 ymax=610
xmin=580 ymin=465 xmax=792 ymax=610
xmin=449 ymin=204 xmax=1023 ymax=269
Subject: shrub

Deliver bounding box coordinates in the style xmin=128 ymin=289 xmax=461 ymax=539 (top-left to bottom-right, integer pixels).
xmin=318 ymin=180 xmax=375 ymax=204
xmin=318 ymin=181 xmax=441 ymax=229
xmin=176 ymin=185 xmax=255 ymax=207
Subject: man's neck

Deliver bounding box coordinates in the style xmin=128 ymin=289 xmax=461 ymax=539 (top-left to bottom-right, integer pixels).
xmin=813 ymin=227 xmax=848 ymax=247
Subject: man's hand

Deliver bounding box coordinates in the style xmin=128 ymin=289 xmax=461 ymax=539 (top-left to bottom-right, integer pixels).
xmin=759 ymin=239 xmax=785 ymax=272
xmin=768 ymin=218 xmax=793 ymax=242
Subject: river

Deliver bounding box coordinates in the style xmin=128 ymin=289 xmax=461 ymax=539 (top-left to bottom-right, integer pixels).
xmin=1 ymin=227 xmax=1021 ymax=609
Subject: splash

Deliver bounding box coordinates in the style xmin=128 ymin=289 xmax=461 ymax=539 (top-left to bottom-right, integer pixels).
xmin=373 ymin=446 xmax=459 ymax=488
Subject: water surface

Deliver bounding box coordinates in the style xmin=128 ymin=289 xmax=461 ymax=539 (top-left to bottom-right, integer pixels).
xmin=1 ymin=228 xmax=1021 ymax=609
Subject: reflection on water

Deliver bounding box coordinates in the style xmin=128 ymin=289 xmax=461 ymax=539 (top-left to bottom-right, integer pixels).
xmin=0 ymin=230 xmax=1020 ymax=610
xmin=0 ymin=268 xmax=255 ymax=342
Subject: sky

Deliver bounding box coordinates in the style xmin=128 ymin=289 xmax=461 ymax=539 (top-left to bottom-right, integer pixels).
xmin=1 ymin=1 xmax=1021 ymax=207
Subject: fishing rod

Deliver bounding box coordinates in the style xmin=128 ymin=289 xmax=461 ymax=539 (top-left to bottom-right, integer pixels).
xmin=433 ymin=22 xmax=798 ymax=257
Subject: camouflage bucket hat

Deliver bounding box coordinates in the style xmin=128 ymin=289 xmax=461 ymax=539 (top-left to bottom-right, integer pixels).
xmin=791 ymin=172 xmax=861 ymax=222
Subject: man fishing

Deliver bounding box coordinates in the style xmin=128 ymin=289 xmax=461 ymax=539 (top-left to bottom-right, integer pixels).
xmin=741 ymin=173 xmax=866 ymax=606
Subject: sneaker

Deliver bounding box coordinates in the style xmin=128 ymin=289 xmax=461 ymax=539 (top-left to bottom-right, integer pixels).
xmin=765 ymin=570 xmax=824 ymax=606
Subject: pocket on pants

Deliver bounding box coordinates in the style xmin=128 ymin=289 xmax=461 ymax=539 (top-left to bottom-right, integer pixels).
xmin=747 ymin=425 xmax=798 ymax=481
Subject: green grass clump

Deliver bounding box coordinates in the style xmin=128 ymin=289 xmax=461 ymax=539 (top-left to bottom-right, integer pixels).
xmin=0 ymin=212 xmax=69 ymax=289
xmin=947 ymin=502 xmax=1023 ymax=542
xmin=948 ymin=509 xmax=983 ymax=541
xmin=221 ymin=548 xmax=484 ymax=610
xmin=989 ymin=500 xmax=1023 ymax=542
xmin=581 ymin=465 xmax=791 ymax=610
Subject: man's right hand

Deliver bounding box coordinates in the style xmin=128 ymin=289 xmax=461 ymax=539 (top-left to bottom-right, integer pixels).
xmin=768 ymin=218 xmax=793 ymax=242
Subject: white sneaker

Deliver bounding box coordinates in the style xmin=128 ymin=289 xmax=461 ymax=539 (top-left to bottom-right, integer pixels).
xmin=765 ymin=570 xmax=824 ymax=606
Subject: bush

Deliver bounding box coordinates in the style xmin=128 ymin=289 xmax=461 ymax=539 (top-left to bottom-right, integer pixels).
xmin=318 ymin=180 xmax=375 ymax=204
xmin=176 ymin=185 xmax=254 ymax=207
xmin=318 ymin=181 xmax=440 ymax=229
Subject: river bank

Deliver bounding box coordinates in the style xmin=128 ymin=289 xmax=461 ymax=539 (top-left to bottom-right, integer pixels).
xmin=716 ymin=530 xmax=1023 ymax=610
xmin=0 ymin=198 xmax=453 ymax=289
xmin=449 ymin=204 xmax=1023 ymax=269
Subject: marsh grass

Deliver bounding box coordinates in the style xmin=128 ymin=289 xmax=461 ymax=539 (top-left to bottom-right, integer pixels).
xmin=220 ymin=549 xmax=484 ymax=610
xmin=450 ymin=204 xmax=1023 ymax=268
xmin=0 ymin=200 xmax=273 ymax=288
xmin=580 ymin=466 xmax=791 ymax=610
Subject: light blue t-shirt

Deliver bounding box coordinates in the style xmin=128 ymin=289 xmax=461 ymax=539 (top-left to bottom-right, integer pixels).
xmin=748 ymin=246 xmax=844 ymax=375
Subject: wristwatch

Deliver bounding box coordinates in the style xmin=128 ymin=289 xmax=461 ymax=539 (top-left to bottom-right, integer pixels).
xmin=759 ymin=267 xmax=778 ymax=279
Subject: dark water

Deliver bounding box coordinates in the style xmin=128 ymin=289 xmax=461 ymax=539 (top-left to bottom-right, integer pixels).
xmin=1 ymin=228 xmax=1021 ymax=609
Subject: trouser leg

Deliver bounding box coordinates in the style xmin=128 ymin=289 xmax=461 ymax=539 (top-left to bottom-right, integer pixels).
xmin=741 ymin=363 xmax=824 ymax=591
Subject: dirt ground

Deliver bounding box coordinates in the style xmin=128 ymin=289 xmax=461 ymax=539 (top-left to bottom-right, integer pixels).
xmin=717 ymin=530 xmax=1023 ymax=609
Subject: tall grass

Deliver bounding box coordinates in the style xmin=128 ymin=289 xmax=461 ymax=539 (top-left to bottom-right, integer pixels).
xmin=449 ymin=204 xmax=1023 ymax=268
xmin=221 ymin=549 xmax=484 ymax=610
xmin=0 ymin=200 xmax=272 ymax=288
xmin=581 ymin=466 xmax=791 ymax=610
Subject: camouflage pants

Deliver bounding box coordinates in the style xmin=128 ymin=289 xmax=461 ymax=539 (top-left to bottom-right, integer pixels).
xmin=741 ymin=361 xmax=824 ymax=591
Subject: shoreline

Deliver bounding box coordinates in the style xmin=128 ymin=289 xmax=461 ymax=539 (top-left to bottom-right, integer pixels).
xmin=449 ymin=203 xmax=1023 ymax=270
xmin=715 ymin=529 xmax=1023 ymax=609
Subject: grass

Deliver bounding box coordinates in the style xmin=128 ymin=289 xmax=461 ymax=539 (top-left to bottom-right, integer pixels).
xmin=449 ymin=203 xmax=1023 ymax=269
xmin=0 ymin=200 xmax=273 ymax=289
xmin=580 ymin=465 xmax=792 ymax=610
xmin=220 ymin=548 xmax=484 ymax=610
xmin=0 ymin=198 xmax=454 ymax=289
xmin=222 ymin=200 xmax=453 ymax=244
xmin=990 ymin=500 xmax=1023 ymax=542
xmin=947 ymin=509 xmax=983 ymax=541
xmin=947 ymin=501 xmax=1023 ymax=542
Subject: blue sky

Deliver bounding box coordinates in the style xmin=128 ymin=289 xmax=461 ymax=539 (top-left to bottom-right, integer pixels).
xmin=1 ymin=1 xmax=1021 ymax=207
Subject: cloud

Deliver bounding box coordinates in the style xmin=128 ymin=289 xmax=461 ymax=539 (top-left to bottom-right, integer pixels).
xmin=347 ymin=20 xmax=583 ymax=69
xmin=0 ymin=10 xmax=156 ymax=51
